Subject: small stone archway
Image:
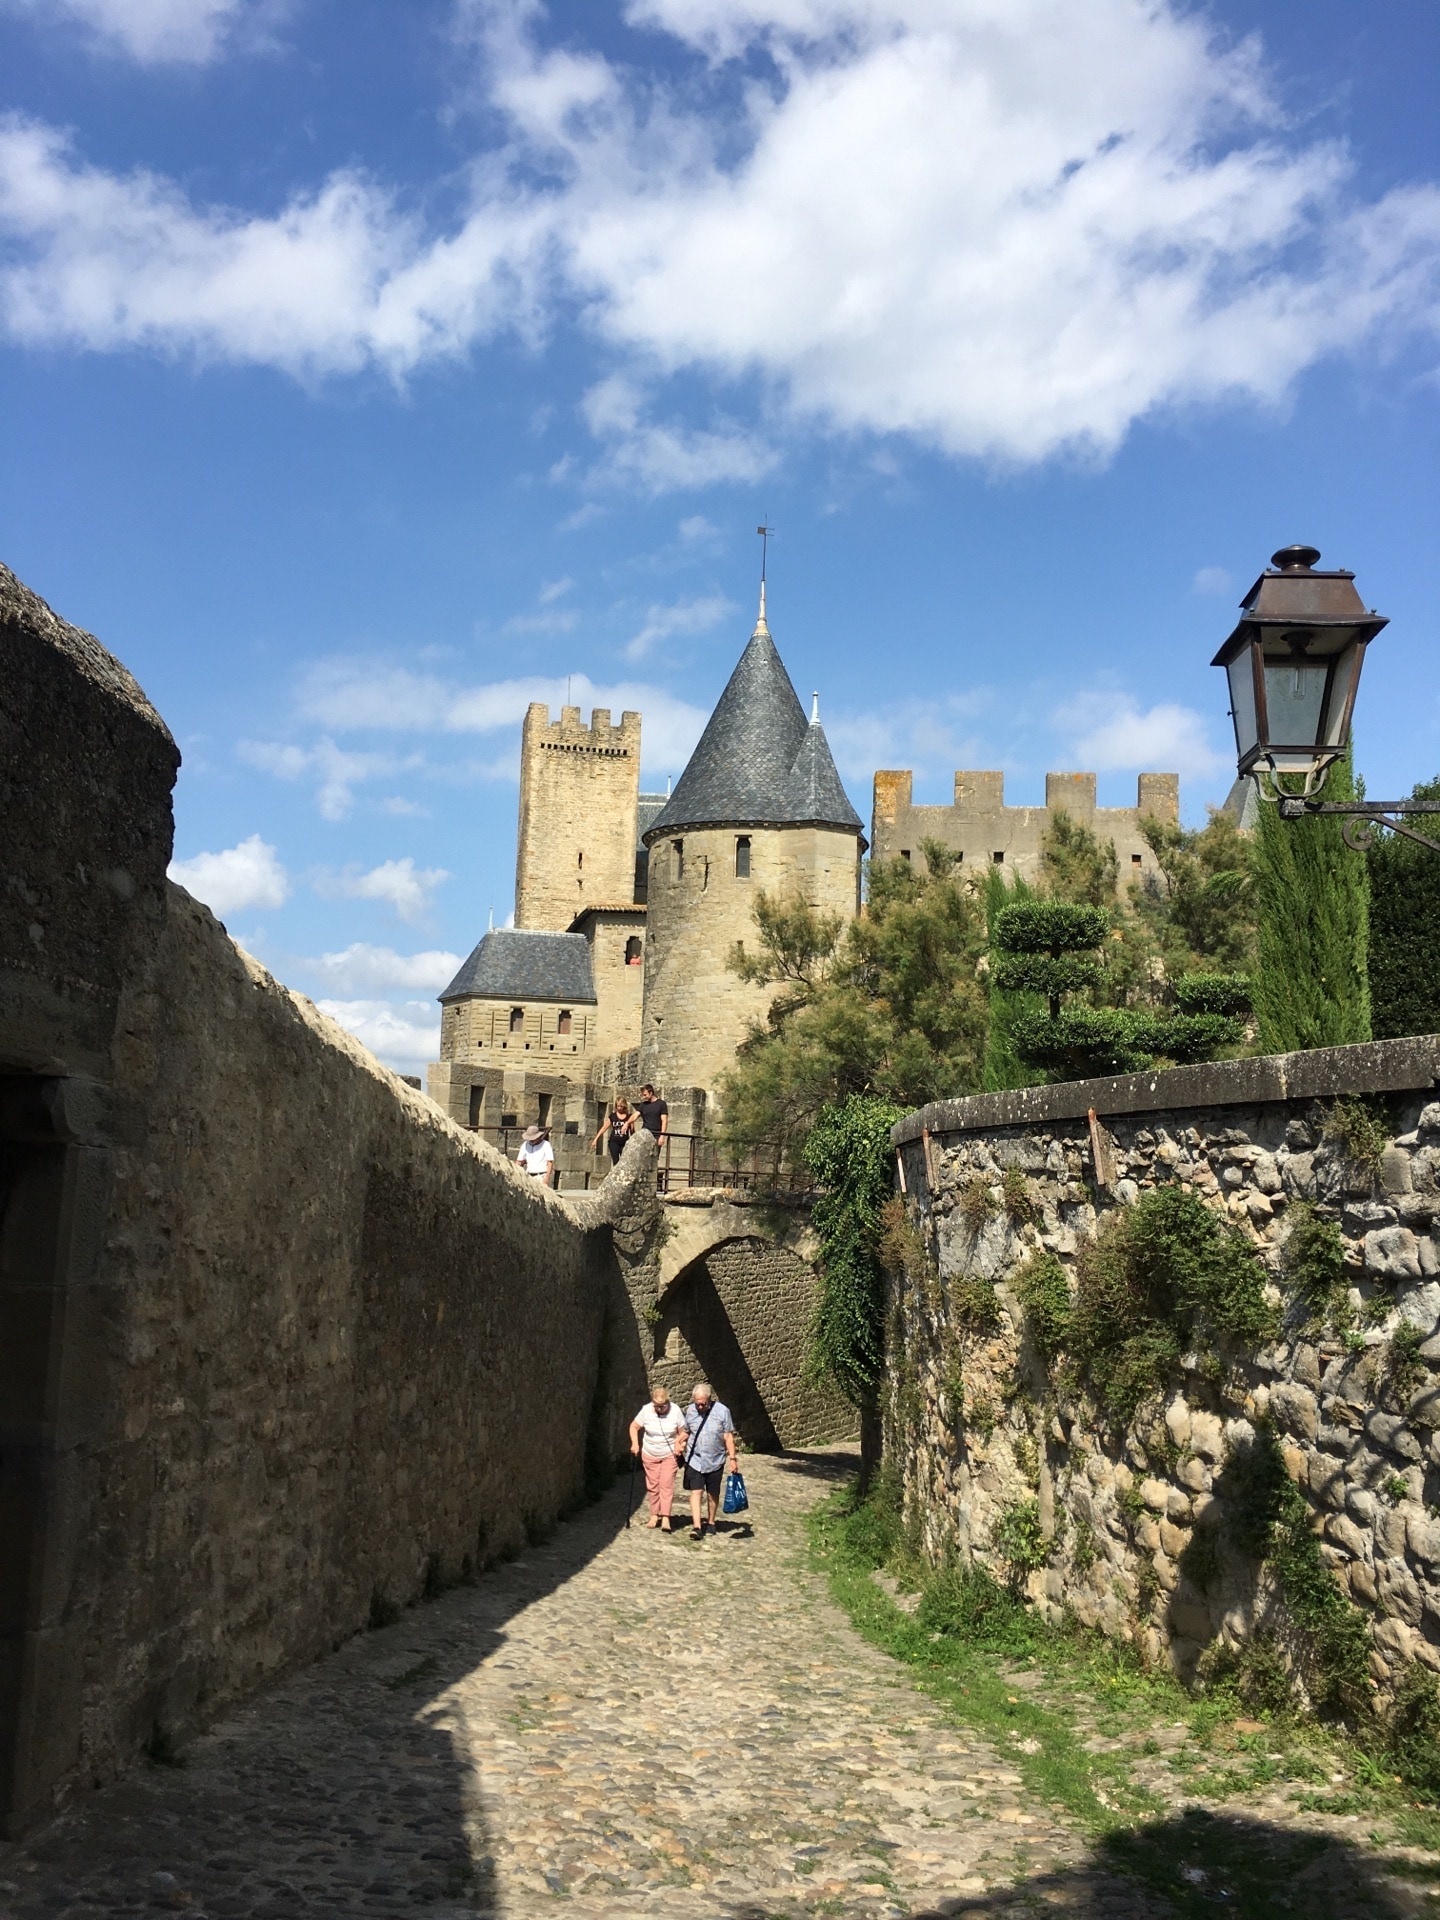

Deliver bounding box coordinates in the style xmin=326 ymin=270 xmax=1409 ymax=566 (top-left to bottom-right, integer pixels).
xmin=644 ymin=1198 xmax=855 ymax=1453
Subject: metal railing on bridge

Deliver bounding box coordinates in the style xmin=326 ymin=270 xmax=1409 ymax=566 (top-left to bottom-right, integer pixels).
xmin=466 ymin=1126 xmax=778 ymax=1194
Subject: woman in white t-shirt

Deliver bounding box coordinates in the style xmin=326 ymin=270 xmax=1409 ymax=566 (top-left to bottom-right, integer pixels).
xmin=515 ymin=1125 xmax=555 ymax=1187
xmin=628 ymin=1384 xmax=686 ymax=1532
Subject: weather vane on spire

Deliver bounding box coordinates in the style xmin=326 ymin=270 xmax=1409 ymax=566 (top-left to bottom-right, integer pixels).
xmin=753 ymin=519 xmax=774 ymax=635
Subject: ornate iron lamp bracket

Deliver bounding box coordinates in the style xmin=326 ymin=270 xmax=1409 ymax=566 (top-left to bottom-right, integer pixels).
xmin=1274 ymin=797 xmax=1440 ymax=855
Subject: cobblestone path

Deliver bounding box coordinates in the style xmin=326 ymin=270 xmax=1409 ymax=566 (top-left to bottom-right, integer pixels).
xmin=0 ymin=1453 xmax=1416 ymax=1920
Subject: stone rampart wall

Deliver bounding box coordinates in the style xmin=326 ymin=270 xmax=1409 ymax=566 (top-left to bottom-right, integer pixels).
xmin=889 ymin=1040 xmax=1440 ymax=1700
xmin=0 ymin=563 xmax=650 ymax=1834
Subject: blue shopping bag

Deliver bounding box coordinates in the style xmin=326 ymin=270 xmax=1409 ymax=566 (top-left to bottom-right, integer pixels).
xmin=722 ymin=1470 xmax=749 ymax=1514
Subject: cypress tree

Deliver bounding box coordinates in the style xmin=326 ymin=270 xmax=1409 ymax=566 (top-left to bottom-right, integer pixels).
xmin=1252 ymin=754 xmax=1371 ymax=1053
xmin=1367 ymin=775 xmax=1440 ymax=1040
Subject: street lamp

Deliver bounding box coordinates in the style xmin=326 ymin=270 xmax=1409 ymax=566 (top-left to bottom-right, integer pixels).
xmin=1214 ymin=544 xmax=1440 ymax=853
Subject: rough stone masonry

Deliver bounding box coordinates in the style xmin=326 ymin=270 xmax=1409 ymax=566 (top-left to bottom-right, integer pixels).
xmin=891 ymin=1039 xmax=1440 ymax=1700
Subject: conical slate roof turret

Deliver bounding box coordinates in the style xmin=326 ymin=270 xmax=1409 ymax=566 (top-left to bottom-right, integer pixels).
xmin=643 ymin=590 xmax=864 ymax=843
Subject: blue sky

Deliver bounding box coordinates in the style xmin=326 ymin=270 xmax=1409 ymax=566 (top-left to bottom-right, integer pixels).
xmin=2 ymin=0 xmax=1437 ymax=1073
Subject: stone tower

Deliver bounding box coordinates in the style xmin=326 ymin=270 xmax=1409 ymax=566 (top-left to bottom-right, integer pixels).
xmin=637 ymin=589 xmax=865 ymax=1100
xmin=514 ymin=704 xmax=641 ymax=932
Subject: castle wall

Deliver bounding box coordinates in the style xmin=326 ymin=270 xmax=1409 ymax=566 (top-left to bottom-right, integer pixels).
xmin=439 ymin=995 xmax=595 ymax=1068
xmin=514 ymin=704 xmax=641 ymax=931
xmin=889 ymin=1040 xmax=1440 ymax=1698
xmin=871 ymin=769 xmax=1179 ymax=883
xmin=638 ymin=823 xmax=862 ymax=1099
xmin=580 ymin=910 xmax=645 ymax=1058
xmin=0 ymin=568 xmax=652 ymax=1834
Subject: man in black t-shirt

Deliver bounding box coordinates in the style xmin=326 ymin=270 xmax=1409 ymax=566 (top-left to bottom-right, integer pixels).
xmin=635 ymin=1084 xmax=669 ymax=1140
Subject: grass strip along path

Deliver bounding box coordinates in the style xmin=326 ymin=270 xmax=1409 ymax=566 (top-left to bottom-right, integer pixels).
xmin=810 ymin=1475 xmax=1440 ymax=1918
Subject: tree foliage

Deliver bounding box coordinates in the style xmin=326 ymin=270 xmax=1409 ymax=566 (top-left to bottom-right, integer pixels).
xmin=1252 ymin=756 xmax=1371 ymax=1053
xmin=802 ymin=1095 xmax=902 ymax=1407
xmin=1367 ymin=773 xmax=1440 ymax=1041
xmin=718 ymin=843 xmax=987 ymax=1161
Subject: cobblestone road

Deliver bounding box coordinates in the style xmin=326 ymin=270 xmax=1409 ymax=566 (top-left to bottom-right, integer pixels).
xmin=0 ymin=1452 xmax=1405 ymax=1919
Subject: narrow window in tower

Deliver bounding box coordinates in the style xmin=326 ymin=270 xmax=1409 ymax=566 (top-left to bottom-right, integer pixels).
xmin=558 ymin=1010 xmax=572 ymax=1035
xmin=900 ymin=848 xmax=911 ymax=861
xmin=993 ymin=851 xmax=1005 ymax=864
xmin=509 ymin=1006 xmax=524 ymax=1032
xmin=538 ymin=1093 xmax=552 ymax=1127
xmin=672 ymin=839 xmax=684 ymax=880
xmin=1132 ymin=852 xmax=1143 ymax=866
xmin=468 ymin=1085 xmax=484 ymax=1129
xmin=735 ymin=835 xmax=751 ymax=878
xmin=577 ymin=851 xmax=583 ymax=867
xmin=625 ymin=936 xmax=642 ymax=965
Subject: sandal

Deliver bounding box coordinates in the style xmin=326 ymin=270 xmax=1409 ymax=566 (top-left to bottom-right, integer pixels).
xmin=690 ymin=1527 xmax=704 ymax=1541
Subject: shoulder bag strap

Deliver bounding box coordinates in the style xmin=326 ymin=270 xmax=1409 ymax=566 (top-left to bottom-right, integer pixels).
xmin=683 ymin=1400 xmax=715 ymax=1469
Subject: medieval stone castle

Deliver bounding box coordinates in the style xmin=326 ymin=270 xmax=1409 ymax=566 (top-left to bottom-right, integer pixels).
xmin=425 ymin=588 xmax=1181 ymax=1175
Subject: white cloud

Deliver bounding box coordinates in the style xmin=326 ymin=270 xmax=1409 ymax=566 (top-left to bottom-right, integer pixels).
xmin=503 ymin=607 xmax=579 ymax=635
xmin=7 ymin=3 xmax=1434 ymax=470
xmin=237 ymin=737 xmax=413 ymax=819
xmin=0 ymin=0 xmax=277 ymax=64
xmin=1059 ymin=692 xmax=1227 ymax=780
xmin=295 ymin=660 xmax=709 ymax=771
xmin=678 ymin=514 xmax=720 ymax=543
xmin=824 ymin=693 xmax=991 ymax=787
xmin=315 ymin=997 xmax=439 ymax=1075
xmin=313 ymin=857 xmax=449 ymax=924
xmin=168 ymin=832 xmax=289 ymax=914
xmin=624 ymin=591 xmax=733 ymax=661
xmin=538 ymin=575 xmax=573 ymax=604
xmin=1192 ymin=565 xmax=1235 ymax=597
xmin=304 ymin=943 xmax=461 ymax=993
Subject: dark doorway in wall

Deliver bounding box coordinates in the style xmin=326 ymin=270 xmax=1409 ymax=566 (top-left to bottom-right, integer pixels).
xmin=468 ymin=1085 xmax=484 ymax=1128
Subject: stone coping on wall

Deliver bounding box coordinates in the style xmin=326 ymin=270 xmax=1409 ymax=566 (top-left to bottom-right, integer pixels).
xmin=892 ymin=1034 xmax=1440 ymax=1147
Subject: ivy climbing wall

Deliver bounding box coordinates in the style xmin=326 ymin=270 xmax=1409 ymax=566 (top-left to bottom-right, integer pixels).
xmin=889 ymin=1039 xmax=1440 ymax=1713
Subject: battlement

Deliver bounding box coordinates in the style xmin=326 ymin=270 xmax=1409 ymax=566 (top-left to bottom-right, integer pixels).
xmin=871 ymin=768 xmax=1179 ymax=883
xmin=523 ymin=703 xmax=641 ymax=759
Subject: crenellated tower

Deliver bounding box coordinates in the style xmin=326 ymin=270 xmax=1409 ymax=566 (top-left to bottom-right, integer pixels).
xmin=514 ymin=704 xmax=641 ymax=932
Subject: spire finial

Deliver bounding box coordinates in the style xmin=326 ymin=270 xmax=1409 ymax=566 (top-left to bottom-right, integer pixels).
xmin=754 ymin=519 xmax=773 ymax=636
xmin=811 ymin=691 xmax=819 ymax=723
xmin=488 ymin=905 xmax=494 ymax=932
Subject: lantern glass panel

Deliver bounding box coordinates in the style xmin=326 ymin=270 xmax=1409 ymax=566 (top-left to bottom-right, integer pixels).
xmin=1262 ymin=655 xmax=1328 ymax=751
xmin=1226 ymin=651 xmax=1259 ymax=759
xmin=1320 ymin=640 xmax=1361 ymax=751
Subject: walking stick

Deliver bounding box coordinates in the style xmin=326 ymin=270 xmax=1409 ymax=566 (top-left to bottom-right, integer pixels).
xmin=624 ymin=1447 xmax=641 ymax=1529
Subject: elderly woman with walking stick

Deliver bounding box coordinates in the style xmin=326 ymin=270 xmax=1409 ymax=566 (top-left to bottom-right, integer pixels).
xmin=628 ymin=1383 xmax=686 ymax=1532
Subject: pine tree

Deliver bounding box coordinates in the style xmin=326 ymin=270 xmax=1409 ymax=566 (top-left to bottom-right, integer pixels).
xmin=1252 ymin=755 xmax=1371 ymax=1053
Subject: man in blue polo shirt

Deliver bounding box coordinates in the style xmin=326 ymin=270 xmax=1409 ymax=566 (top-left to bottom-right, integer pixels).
xmin=681 ymin=1382 xmax=738 ymax=1540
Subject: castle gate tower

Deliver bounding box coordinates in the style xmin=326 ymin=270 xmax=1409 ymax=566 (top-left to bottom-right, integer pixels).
xmin=514 ymin=705 xmax=641 ymax=931
xmin=637 ymin=590 xmax=865 ymax=1101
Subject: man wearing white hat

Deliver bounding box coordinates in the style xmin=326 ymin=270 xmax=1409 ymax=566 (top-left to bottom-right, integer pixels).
xmin=515 ymin=1124 xmax=555 ymax=1187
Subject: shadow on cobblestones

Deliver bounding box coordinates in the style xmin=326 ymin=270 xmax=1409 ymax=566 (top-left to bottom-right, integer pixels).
xmin=0 ymin=1481 xmax=635 ymax=1920
xmin=917 ymin=1808 xmax=1423 ymax=1918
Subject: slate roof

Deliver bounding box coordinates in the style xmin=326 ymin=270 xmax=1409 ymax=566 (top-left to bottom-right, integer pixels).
xmin=643 ymin=618 xmax=864 ymax=842
xmin=438 ymin=929 xmax=597 ymax=1005
xmin=637 ymin=793 xmax=668 ymax=847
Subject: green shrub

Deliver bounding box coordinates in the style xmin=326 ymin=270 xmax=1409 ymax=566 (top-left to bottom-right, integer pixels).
xmin=958 ymin=1172 xmax=997 ymax=1232
xmin=1224 ymin=1428 xmax=1371 ymax=1720
xmin=804 ymin=1096 xmax=904 ymax=1405
xmin=1001 ymin=1165 xmax=1035 ymax=1223
xmin=1386 ymin=1668 xmax=1440 ymax=1798
xmin=991 ymin=950 xmax=1104 ymax=997
xmin=916 ymin=1558 xmax=1044 ymax=1657
xmin=1066 ymin=1186 xmax=1276 ymax=1420
xmin=1012 ymin=1250 xmax=1072 ymax=1362
xmin=1283 ymin=1204 xmax=1350 ymax=1333
xmin=993 ymin=901 xmax=1111 ymax=956
xmin=993 ymin=1496 xmax=1048 ymax=1584
xmin=1385 ymin=1320 xmax=1426 ymax=1403
xmin=1367 ymin=774 xmax=1440 ymax=1041
xmin=1322 ymin=1096 xmax=1389 ymax=1171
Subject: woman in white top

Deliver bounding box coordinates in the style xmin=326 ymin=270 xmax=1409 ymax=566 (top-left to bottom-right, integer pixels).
xmin=629 ymin=1383 xmax=686 ymax=1532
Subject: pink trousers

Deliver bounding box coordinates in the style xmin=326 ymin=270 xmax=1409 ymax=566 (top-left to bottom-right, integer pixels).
xmin=642 ymin=1450 xmax=677 ymax=1515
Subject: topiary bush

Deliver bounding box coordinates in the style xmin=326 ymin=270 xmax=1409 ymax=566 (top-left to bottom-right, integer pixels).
xmin=1172 ymin=972 xmax=1253 ymax=1018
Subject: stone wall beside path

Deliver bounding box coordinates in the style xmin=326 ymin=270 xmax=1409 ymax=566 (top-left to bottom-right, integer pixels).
xmin=0 ymin=561 xmax=652 ymax=1836
xmin=888 ymin=1039 xmax=1440 ymax=1701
